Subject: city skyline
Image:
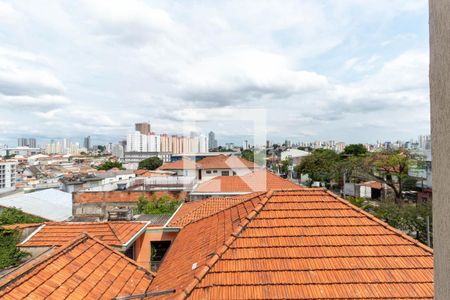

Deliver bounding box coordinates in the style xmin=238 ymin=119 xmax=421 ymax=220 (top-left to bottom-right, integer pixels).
xmin=0 ymin=1 xmax=429 ymax=145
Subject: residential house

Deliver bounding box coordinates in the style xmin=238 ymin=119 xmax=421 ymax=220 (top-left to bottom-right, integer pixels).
xmin=145 ymin=189 xmax=433 ymax=299
xmin=190 ymin=170 xmax=303 ymax=199
xmin=17 ymin=221 xmax=150 ymax=259
xmin=0 ymin=234 xmax=154 ymax=299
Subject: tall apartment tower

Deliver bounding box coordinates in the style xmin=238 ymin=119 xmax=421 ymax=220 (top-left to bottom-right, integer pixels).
xmin=135 ymin=122 xmax=151 ymax=135
xmin=83 ymin=136 xmax=91 ymax=150
xmin=28 ymin=138 xmax=37 ymax=148
xmin=208 ymin=131 xmax=218 ymax=150
xmin=17 ymin=138 xmax=28 ymax=147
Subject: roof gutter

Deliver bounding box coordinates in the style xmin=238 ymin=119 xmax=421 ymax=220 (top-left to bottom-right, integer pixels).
xmin=163 ymin=202 xmax=184 ymax=228
xmin=19 ymin=223 xmax=46 ymax=246
xmin=120 ymin=221 xmax=151 ymax=251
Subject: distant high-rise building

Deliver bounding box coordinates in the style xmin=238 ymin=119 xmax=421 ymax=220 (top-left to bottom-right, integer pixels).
xmin=17 ymin=138 xmax=28 ymax=147
xmin=135 ymin=122 xmax=151 ymax=135
xmin=83 ymin=136 xmax=91 ymax=150
xmin=418 ymin=134 xmax=431 ymax=150
xmin=28 ymin=138 xmax=36 ymax=148
xmin=208 ymin=131 xmax=218 ymax=150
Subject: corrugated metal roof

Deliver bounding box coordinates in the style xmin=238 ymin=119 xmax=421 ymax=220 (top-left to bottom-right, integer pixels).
xmin=0 ymin=189 xmax=72 ymax=221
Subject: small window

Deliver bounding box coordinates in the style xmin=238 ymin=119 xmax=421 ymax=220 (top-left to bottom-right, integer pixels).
xmin=151 ymin=241 xmax=172 ymax=272
xmin=233 ymin=171 xmax=237 ymax=176
xmin=206 ymin=170 xmax=211 ymax=174
xmin=221 ymin=171 xmax=230 ymax=176
xmin=213 ymin=170 xmax=218 ymax=173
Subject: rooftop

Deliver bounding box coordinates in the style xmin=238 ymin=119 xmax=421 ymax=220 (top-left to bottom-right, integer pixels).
xmin=19 ymin=221 xmax=148 ymax=248
xmin=193 ymin=170 xmax=303 ymax=194
xmin=158 ymin=155 xmax=255 ymax=171
xmin=168 ymin=193 xmax=265 ymax=228
xmin=147 ymin=189 xmax=433 ymax=299
xmin=0 ymin=234 xmax=154 ymax=299
xmin=0 ymin=189 xmax=72 ymax=222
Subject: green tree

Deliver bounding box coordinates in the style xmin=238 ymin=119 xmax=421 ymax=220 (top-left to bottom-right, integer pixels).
xmin=241 ymin=149 xmax=254 ymax=162
xmin=280 ymin=159 xmax=290 ymax=175
xmin=134 ymin=194 xmax=181 ymax=215
xmin=0 ymin=207 xmax=46 ymax=225
xmin=360 ymin=149 xmax=420 ymax=203
xmin=138 ymin=157 xmax=163 ymax=170
xmin=0 ymin=229 xmax=30 ymax=269
xmin=295 ymin=149 xmax=339 ymax=185
xmin=342 ymin=144 xmax=367 ymax=157
xmin=0 ymin=208 xmax=46 ymax=270
xmin=373 ymin=201 xmax=432 ymax=246
xmin=97 ymin=160 xmax=124 ymax=171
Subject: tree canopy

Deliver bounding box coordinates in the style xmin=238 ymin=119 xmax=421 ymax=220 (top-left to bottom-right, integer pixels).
xmin=0 ymin=207 xmax=46 ymax=225
xmin=138 ymin=156 xmax=163 ymax=170
xmin=342 ymin=144 xmax=367 ymax=157
xmin=0 ymin=208 xmax=46 ymax=270
xmin=96 ymin=160 xmax=124 ymax=171
xmin=241 ymin=149 xmax=254 ymax=162
xmin=135 ymin=194 xmax=181 ymax=215
xmin=360 ymin=149 xmax=421 ymax=203
xmin=295 ymin=149 xmax=339 ymax=185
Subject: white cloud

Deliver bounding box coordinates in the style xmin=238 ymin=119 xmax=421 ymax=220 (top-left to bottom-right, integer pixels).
xmin=0 ymin=0 xmax=429 ymax=143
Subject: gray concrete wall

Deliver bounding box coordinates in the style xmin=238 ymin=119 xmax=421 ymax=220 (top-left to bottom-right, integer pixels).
xmin=429 ymin=1 xmax=450 ymax=298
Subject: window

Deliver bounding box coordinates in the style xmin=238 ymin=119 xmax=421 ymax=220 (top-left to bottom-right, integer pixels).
xmin=206 ymin=170 xmax=211 ymax=174
xmin=213 ymin=170 xmax=218 ymax=173
xmin=221 ymin=171 xmax=230 ymax=176
xmin=233 ymin=171 xmax=237 ymax=175
xmin=151 ymin=241 xmax=172 ymax=272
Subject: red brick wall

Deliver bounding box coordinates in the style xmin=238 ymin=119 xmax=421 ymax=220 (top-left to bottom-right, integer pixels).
xmin=73 ymin=191 xmax=187 ymax=204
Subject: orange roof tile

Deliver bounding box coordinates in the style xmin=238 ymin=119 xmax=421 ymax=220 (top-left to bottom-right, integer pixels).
xmin=158 ymin=155 xmax=255 ymax=171
xmin=19 ymin=222 xmax=147 ymax=248
xmin=168 ymin=193 xmax=265 ymax=228
xmin=0 ymin=234 xmax=154 ymax=299
xmin=197 ymin=155 xmax=254 ymax=170
xmin=193 ymin=170 xmax=303 ymax=193
xmin=359 ymin=180 xmax=385 ymax=189
xmin=158 ymin=159 xmax=197 ymax=170
xmin=146 ymin=189 xmax=433 ymax=299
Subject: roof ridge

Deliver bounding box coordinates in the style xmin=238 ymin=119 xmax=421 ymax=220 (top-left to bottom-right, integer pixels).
xmin=0 ymin=234 xmax=89 ymax=293
xmin=178 ymin=192 xmax=266 ymax=228
xmin=179 ymin=190 xmax=275 ymax=299
xmin=323 ymin=189 xmax=433 ymax=254
xmin=107 ymin=222 xmax=122 ymax=244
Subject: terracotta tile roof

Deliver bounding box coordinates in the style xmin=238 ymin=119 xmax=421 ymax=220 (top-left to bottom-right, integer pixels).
xmin=147 ymin=193 xmax=264 ymax=297
xmin=19 ymin=221 xmax=147 ymax=248
xmin=147 ymin=189 xmax=433 ymax=299
xmin=197 ymin=155 xmax=254 ymax=170
xmin=158 ymin=159 xmax=197 ymax=170
xmin=193 ymin=170 xmax=303 ymax=193
xmin=0 ymin=234 xmax=154 ymax=299
xmin=168 ymin=193 xmax=265 ymax=228
xmin=158 ymin=155 xmax=255 ymax=171
xmin=359 ymin=180 xmax=385 ymax=189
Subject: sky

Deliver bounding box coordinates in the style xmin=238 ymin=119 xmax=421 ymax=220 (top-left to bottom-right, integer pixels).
xmin=0 ymin=0 xmax=430 ymax=146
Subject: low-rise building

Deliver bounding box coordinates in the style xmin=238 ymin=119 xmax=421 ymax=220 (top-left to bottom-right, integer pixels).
xmin=190 ymin=170 xmax=303 ymax=199
xmin=0 ymin=160 xmax=17 ymax=195
xmin=0 ymin=234 xmax=155 ymax=299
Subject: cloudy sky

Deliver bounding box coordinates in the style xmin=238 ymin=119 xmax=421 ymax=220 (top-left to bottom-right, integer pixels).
xmin=0 ymin=0 xmax=429 ymax=146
